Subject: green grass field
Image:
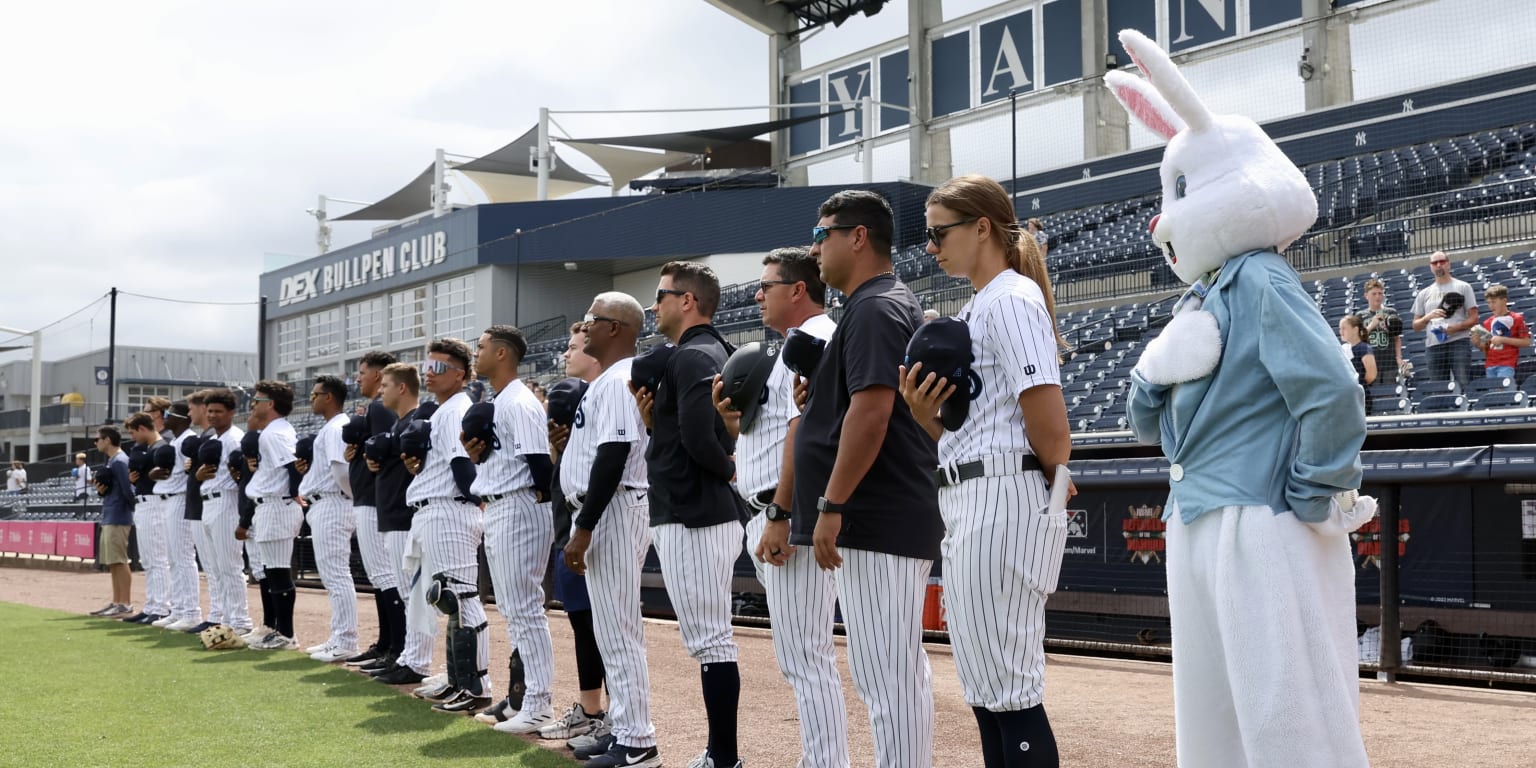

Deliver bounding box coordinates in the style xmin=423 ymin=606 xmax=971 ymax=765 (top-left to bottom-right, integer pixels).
xmin=0 ymin=602 xmax=578 ymax=768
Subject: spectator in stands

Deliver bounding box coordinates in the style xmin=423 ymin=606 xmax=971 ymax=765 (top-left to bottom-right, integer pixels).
xmin=1026 ymin=218 xmax=1048 ymax=259
xmin=1412 ymin=251 xmax=1478 ymax=390
xmin=1339 ymin=315 xmax=1377 ymax=414
xmin=1357 ymin=278 xmax=1403 ymax=384
xmin=89 ymin=426 xmax=136 ymax=618
xmin=73 ymin=453 xmax=90 ymax=501
xmin=922 ymin=308 xmax=941 ymax=323
xmin=528 ymin=380 xmax=547 ymax=407
xmin=6 ymin=460 xmax=26 ymax=494
xmin=1473 ymin=283 xmax=1530 ymax=381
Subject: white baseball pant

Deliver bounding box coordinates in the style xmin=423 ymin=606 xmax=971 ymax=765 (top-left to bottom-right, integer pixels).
xmin=162 ymin=496 xmax=202 ymax=622
xmin=652 ymin=521 xmax=743 ymax=664
xmin=745 ymin=512 xmax=849 ymax=768
xmin=251 ymin=499 xmax=302 ymax=569
xmin=388 ymin=528 xmax=435 ymax=674
xmin=1164 ymin=502 xmax=1368 ymax=768
xmin=581 ymin=488 xmax=657 ymax=749
xmin=199 ymin=494 xmax=251 ymax=631
xmin=354 ymin=506 xmax=398 ymax=591
xmin=134 ymin=497 xmax=171 ymax=616
xmin=836 ymin=548 xmax=934 ymax=768
xmin=307 ymin=496 xmax=359 ymax=650
xmin=401 ymin=500 xmax=492 ymax=694
xmin=484 ymin=492 xmax=555 ymax=712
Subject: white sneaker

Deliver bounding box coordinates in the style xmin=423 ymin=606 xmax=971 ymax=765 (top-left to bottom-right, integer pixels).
xmin=151 ymin=615 xmax=177 ymax=628
xmin=241 ymin=625 xmax=274 ymax=642
xmin=537 ymin=702 xmax=599 ymax=740
xmin=687 ymin=753 xmax=744 ymax=768
xmin=305 ymin=642 xmax=330 ymax=654
xmin=412 ymin=673 xmax=449 ymax=698
xmin=100 ymin=603 xmax=134 ymax=617
xmin=493 ymin=705 xmax=557 ymax=734
xmin=249 ymin=631 xmax=300 ymax=651
xmin=165 ymin=617 xmax=202 ymax=631
xmin=566 ymin=714 xmax=612 ymax=750
xmin=310 ymin=646 xmax=358 ymax=663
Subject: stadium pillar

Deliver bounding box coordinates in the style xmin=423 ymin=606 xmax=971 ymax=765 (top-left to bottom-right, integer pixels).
xmin=0 ymin=324 xmax=43 ymax=464
xmin=432 ymin=148 xmax=448 ymax=217
xmin=1302 ymin=0 xmax=1354 ymax=110
xmin=257 ymin=295 xmax=268 ymax=380
xmin=536 ymin=108 xmax=551 ymax=201
xmin=770 ymin=30 xmax=808 ymax=186
xmin=1083 ymin=0 xmax=1128 ymax=160
xmin=909 ymin=0 xmax=950 ymax=185
xmin=1377 ymin=483 xmax=1401 ymax=683
xmin=107 ymin=287 xmax=117 ymax=425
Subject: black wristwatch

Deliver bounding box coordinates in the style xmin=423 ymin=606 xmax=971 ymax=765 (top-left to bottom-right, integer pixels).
xmin=816 ymin=496 xmax=845 ymax=514
xmin=764 ymin=502 xmax=791 ymax=522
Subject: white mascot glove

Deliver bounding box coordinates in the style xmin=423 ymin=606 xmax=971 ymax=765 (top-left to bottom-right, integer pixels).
xmin=1306 ymin=490 xmax=1377 ymax=536
xmin=1135 ymin=309 xmax=1223 ymax=386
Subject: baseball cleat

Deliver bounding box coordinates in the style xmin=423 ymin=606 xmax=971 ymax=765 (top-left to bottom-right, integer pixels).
xmin=151 ymin=615 xmax=178 ymax=628
xmin=120 ymin=612 xmax=150 ymax=623
xmin=473 ymin=697 xmax=515 ymax=725
xmin=359 ymin=655 xmax=397 ymax=674
xmin=310 ymin=646 xmax=359 ymax=663
xmin=305 ymin=642 xmax=330 ymax=655
xmin=566 ymin=716 xmax=613 ymax=750
xmin=186 ymin=621 xmax=219 ymax=634
xmin=411 ymin=673 xmax=449 ymax=697
xmin=88 ymin=603 xmax=121 ymax=617
xmin=537 ymin=703 xmax=600 ymax=740
xmin=343 ymin=645 xmax=384 ymax=666
xmin=687 ymin=752 xmax=744 ymax=768
xmin=373 ymin=665 xmax=427 ymax=685
xmin=492 ymin=705 xmax=557 ymax=735
xmin=585 ymin=743 xmax=662 ymax=768
xmin=165 ymin=617 xmax=202 ymax=631
xmin=240 ymin=625 xmax=275 ymax=643
xmin=572 ymin=733 xmax=618 ymax=760
xmin=100 ymin=603 xmax=134 ymax=617
xmin=415 ymin=684 xmax=459 ymax=702
xmin=432 ymin=690 xmax=491 ymax=715
xmin=248 ymin=631 xmax=299 ymax=651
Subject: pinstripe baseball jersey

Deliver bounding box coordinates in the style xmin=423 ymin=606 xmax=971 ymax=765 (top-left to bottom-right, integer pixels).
xmin=298 ymin=413 xmax=349 ymax=496
xmin=155 ymin=428 xmax=193 ymax=494
xmin=470 ymin=379 xmax=549 ymax=496
xmin=246 ymin=417 xmax=297 ymax=498
xmin=559 ymin=358 xmax=649 ymax=497
xmin=202 ymin=426 xmax=245 ymax=493
xmin=405 ymin=391 xmax=473 ymax=504
xmin=736 ymin=313 xmax=836 ymax=497
xmin=938 ymin=269 xmax=1062 ymax=464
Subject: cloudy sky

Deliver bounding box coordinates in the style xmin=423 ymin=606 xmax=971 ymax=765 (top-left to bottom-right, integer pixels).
xmin=1 ymin=0 xmax=1009 ymax=364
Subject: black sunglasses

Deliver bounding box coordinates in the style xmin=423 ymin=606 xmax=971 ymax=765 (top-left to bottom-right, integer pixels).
xmin=812 ymin=223 xmax=858 ymax=244
xmin=655 ymin=288 xmax=688 ymax=304
xmin=583 ymin=313 xmax=627 ymax=328
xmin=926 ymin=218 xmax=978 ymax=247
xmin=757 ymin=279 xmax=797 ymax=293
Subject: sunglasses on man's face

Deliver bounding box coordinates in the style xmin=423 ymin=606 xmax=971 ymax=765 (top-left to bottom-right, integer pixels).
xmin=812 ymin=224 xmax=858 ymax=244
xmin=420 ymin=359 xmax=464 ymax=376
xmin=655 ymin=288 xmax=688 ymax=304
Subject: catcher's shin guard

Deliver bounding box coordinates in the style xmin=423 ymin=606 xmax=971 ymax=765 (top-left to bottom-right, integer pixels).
xmin=429 ymin=573 xmax=486 ymax=696
xmin=507 ymin=648 xmax=526 ymax=710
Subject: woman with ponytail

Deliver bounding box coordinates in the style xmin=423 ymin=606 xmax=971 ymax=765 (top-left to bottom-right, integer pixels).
xmin=898 ymin=174 xmax=1072 ymax=768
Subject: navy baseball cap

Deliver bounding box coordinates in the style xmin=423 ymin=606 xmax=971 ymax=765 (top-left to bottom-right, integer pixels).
xmin=93 ymin=465 xmax=114 ymax=492
xmin=398 ymin=419 xmax=432 ymax=462
xmin=294 ymin=435 xmax=315 ymax=465
xmin=152 ymin=443 xmax=178 ymax=472
xmin=341 ymin=414 xmax=370 ymax=445
xmin=364 ymin=432 xmax=398 ymax=463
xmin=461 ymin=402 xmax=499 ymax=463
xmin=904 ymin=317 xmax=974 ymax=432
xmin=547 ymin=378 xmax=588 ymax=427
xmin=128 ymin=446 xmax=152 ymax=475
xmin=720 ymin=342 xmax=777 ymax=433
xmin=413 ymin=402 xmax=440 ymax=422
xmin=180 ymin=434 xmax=204 ymax=461
xmin=227 ymin=449 xmax=245 ymax=475
xmin=781 ymin=328 xmax=826 ymax=378
xmin=631 ymin=343 xmax=677 ymax=392
xmin=240 ymin=430 xmax=261 ymax=461
xmin=197 ymin=438 xmax=223 ymax=467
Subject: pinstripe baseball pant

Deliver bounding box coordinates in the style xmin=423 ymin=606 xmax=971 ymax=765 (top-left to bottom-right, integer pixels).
xmin=651 ymin=520 xmax=743 ymax=665
xmin=581 ymin=489 xmax=657 ymax=749
xmin=836 ymin=548 xmax=934 ymax=768
xmin=307 ymin=496 xmax=359 ymax=650
xmin=250 ymin=499 xmax=302 ymax=570
xmin=387 ymin=528 xmax=435 ymax=673
xmin=354 ymin=506 xmax=398 ymax=590
xmin=745 ymin=512 xmax=849 ymax=768
xmin=402 ymin=499 xmax=491 ymax=694
xmin=162 ymin=496 xmax=202 ymax=622
xmin=134 ymin=497 xmax=171 ymax=616
xmin=484 ymin=492 xmax=555 ymax=712
xmin=199 ymin=494 xmax=251 ymax=631
xmin=939 ymin=473 xmax=1054 ymax=711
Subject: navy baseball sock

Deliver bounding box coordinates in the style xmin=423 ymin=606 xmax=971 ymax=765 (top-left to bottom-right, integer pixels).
xmin=371 ymin=591 xmax=390 ymax=650
xmin=973 ymin=707 xmax=1006 ymax=768
xmin=700 ymin=662 xmax=740 ymax=765
xmin=266 ymin=567 xmax=296 ymax=639
xmin=567 ymin=610 xmax=606 ymax=692
xmin=381 ymin=588 xmax=407 ymax=656
xmin=992 ymin=704 xmax=1059 ymax=768
xmin=257 ymin=578 xmax=274 ymax=629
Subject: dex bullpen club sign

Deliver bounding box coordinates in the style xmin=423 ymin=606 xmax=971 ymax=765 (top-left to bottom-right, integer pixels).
xmin=277 ymin=230 xmax=450 ymax=308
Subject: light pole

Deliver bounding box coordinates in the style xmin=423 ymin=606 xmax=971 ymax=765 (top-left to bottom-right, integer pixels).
xmin=0 ymin=324 xmax=42 ymax=464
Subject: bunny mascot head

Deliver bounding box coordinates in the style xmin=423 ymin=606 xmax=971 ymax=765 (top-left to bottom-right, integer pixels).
xmin=1106 ymin=29 xmax=1317 ymax=285
xmin=1114 ymin=29 xmax=1374 ymax=768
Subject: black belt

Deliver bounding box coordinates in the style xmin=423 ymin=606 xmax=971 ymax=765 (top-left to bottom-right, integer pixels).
xmin=254 ymin=495 xmax=296 ymax=505
xmin=136 ymin=493 xmax=178 ymax=502
xmin=563 ymin=486 xmax=642 ymax=513
xmin=200 ymin=491 xmax=223 ymax=501
xmin=481 ymin=489 xmax=531 ymax=503
xmin=410 ymin=496 xmax=475 ymax=510
xmin=743 ymin=487 xmax=776 ymax=513
xmin=934 ymin=454 xmax=1043 ymax=488
xmin=309 ymin=492 xmax=351 ymax=502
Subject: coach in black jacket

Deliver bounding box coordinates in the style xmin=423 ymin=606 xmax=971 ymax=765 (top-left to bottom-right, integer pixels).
xmin=635 ymin=260 xmax=745 ymax=768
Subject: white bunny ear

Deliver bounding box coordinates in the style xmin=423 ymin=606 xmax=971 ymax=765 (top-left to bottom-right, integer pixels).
xmin=1117 ymin=29 xmax=1212 ymax=132
xmin=1105 ymin=70 xmax=1185 ymax=140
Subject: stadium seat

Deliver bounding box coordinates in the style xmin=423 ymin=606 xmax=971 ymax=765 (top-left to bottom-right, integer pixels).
xmin=1475 ymin=390 xmax=1527 ymax=409
xmin=1417 ymin=394 xmax=1467 ymax=413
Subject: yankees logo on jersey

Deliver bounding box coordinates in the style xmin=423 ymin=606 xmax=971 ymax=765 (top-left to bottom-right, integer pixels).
xmin=469 ymin=380 xmax=549 ymax=497
xmin=559 ymin=359 xmax=648 ymax=498
xmin=406 ymin=392 xmax=473 ymax=505
xmin=735 ymin=313 xmax=836 ymax=497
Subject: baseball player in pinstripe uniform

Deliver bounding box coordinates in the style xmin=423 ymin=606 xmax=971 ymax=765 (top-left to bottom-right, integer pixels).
xmin=901 ymin=175 xmax=1073 ymax=767
xmin=462 ymin=325 xmax=559 ymax=733
xmin=640 ymin=261 xmax=745 ymax=768
xmin=155 ymin=402 xmax=204 ymax=631
xmin=345 ymin=351 xmax=406 ymax=667
xmin=561 ymin=292 xmax=661 ymax=768
xmin=122 ymin=412 xmax=169 ymax=624
xmin=401 ymin=338 xmax=493 ymax=714
xmin=369 ymin=362 xmax=433 ymax=684
xmin=297 ymin=374 xmax=360 ymax=661
xmin=193 ymin=389 xmax=251 ymax=634
xmin=242 ymin=380 xmax=305 ymax=651
xmin=798 ymin=190 xmax=944 ymax=768
xmin=712 ymin=247 xmax=847 ymax=768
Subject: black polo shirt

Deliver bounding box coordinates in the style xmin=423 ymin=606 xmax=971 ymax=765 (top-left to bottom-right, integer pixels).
xmin=646 ymin=324 xmax=745 ymax=527
xmin=349 ymin=398 xmax=396 ymax=509
xmin=791 ymin=273 xmax=942 ymax=561
xmin=376 ymin=405 xmax=423 ymax=533
xmin=184 ymin=427 xmax=212 ymax=521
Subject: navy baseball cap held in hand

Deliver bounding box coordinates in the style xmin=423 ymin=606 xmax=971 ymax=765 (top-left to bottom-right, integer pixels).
xmin=631 ymin=343 xmax=677 ymax=392
xmin=364 ymin=432 xmax=398 ymax=463
xmin=904 ymin=317 xmax=974 ymax=432
xmin=152 ymin=443 xmax=178 ymax=472
xmin=197 ymin=438 xmax=224 ymax=467
xmin=398 ymin=419 xmax=433 ymax=462
xmin=294 ymin=435 xmax=315 ymax=465
xmin=240 ymin=430 xmax=262 ymax=461
xmin=461 ymin=402 xmax=499 ymax=463
xmin=414 ymin=402 xmax=440 ymax=422
xmin=720 ymin=342 xmax=778 ymax=433
xmin=547 ymin=378 xmax=588 ymax=427
xmin=180 ymin=434 xmax=205 ymax=461
xmin=341 ymin=414 xmax=370 ymax=445
xmin=780 ymin=328 xmax=826 ymax=378
xmin=128 ymin=446 xmax=152 ymax=475
xmin=93 ymin=465 xmax=114 ymax=492
xmin=227 ymin=449 xmax=245 ymax=474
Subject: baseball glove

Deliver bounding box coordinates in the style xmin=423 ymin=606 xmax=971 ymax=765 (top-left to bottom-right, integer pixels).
xmin=200 ymin=624 xmax=246 ymax=650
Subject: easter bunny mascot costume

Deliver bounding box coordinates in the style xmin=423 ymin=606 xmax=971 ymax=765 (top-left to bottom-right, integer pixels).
xmin=1111 ymin=30 xmax=1375 ymax=768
